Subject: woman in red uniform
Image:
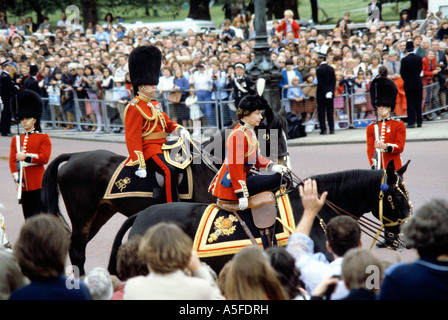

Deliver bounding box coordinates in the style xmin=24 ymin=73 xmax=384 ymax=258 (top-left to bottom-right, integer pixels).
xmin=9 ymin=90 xmax=52 ymax=219
xmin=209 ymin=94 xmax=288 ymax=210
xmin=124 ymin=45 xmax=189 ymax=202
xmin=366 ymin=66 xmax=406 ymax=170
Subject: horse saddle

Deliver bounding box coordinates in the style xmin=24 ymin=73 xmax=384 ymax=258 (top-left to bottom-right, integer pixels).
xmin=103 ymin=160 xmax=193 ymax=200
xmin=161 ymin=138 xmax=192 ymax=170
xmin=217 ymin=191 xmax=277 ymax=229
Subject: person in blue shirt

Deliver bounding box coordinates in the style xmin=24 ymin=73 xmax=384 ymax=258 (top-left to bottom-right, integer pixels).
xmin=9 ymin=214 xmax=91 ymax=300
xmin=378 ymin=198 xmax=448 ymax=300
xmin=280 ymin=59 xmax=303 ymax=113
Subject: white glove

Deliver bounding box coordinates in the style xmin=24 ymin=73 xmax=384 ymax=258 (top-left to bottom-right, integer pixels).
xmin=239 ymin=197 xmax=248 ymax=210
xmin=180 ymin=129 xmax=190 ymax=141
xmin=135 ymin=168 xmax=147 ymax=178
xmin=325 ymin=91 xmax=333 ymax=99
xmin=272 ymin=164 xmax=288 ymax=174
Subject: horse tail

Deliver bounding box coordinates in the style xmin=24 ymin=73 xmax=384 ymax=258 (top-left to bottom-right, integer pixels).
xmin=107 ymin=213 xmax=138 ymax=276
xmin=41 ymin=153 xmax=73 ymax=230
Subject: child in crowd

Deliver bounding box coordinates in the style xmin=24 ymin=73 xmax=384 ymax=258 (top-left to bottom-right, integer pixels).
xmin=47 ymin=70 xmax=64 ymax=127
xmin=353 ymin=70 xmax=368 ymax=119
xmin=334 ymin=71 xmax=346 ymax=127
xmin=301 ymin=73 xmax=317 ymax=122
xmin=287 ymin=75 xmax=307 ymax=120
xmin=185 ymin=86 xmax=203 ymax=137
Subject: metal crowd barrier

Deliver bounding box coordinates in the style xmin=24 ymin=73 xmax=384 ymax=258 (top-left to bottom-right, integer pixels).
xmin=38 ymin=82 xmax=447 ymax=134
xmin=280 ymin=80 xmax=448 ymax=132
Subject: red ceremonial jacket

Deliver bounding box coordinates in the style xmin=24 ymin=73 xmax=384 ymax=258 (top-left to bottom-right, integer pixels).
xmin=277 ymin=20 xmax=301 ymax=39
xmin=366 ymin=117 xmax=406 ymax=170
xmin=9 ymin=131 xmax=52 ymax=191
xmin=208 ymin=121 xmax=272 ymax=200
xmin=123 ymin=94 xmax=182 ymax=169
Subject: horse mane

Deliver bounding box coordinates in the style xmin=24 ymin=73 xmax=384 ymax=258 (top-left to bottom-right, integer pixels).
xmin=292 ymin=169 xmax=385 ymax=201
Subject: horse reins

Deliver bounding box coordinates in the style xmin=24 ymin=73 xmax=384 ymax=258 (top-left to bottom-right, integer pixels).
xmin=186 ymin=136 xmax=410 ymax=249
xmin=287 ymin=170 xmax=410 ymax=250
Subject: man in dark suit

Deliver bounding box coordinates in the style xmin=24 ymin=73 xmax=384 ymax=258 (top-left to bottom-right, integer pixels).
xmin=1 ymin=60 xmax=18 ymax=136
xmin=316 ymin=53 xmax=336 ymax=134
xmin=400 ymin=40 xmax=423 ymax=128
xmin=24 ymin=64 xmax=41 ymax=96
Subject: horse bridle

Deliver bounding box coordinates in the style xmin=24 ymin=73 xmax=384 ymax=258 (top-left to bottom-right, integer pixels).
xmin=283 ymin=169 xmax=412 ymax=250
xmin=370 ymin=171 xmax=413 ymax=249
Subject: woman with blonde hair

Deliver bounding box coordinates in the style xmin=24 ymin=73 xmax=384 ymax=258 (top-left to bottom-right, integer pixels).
xmin=124 ymin=222 xmax=224 ymax=300
xmin=224 ymin=246 xmax=287 ymax=300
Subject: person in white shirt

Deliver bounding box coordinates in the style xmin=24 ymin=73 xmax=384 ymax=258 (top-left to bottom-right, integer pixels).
xmin=157 ymin=66 xmax=174 ymax=112
xmin=286 ymin=179 xmax=362 ymax=300
xmin=189 ymin=63 xmax=214 ymax=126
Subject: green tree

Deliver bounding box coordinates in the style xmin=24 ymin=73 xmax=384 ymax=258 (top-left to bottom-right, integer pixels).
xmin=4 ymin=0 xmax=71 ymax=25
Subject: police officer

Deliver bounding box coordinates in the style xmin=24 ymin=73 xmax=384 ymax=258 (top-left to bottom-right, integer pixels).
xmin=1 ymin=60 xmax=18 ymax=136
xmin=232 ymin=62 xmax=255 ymax=111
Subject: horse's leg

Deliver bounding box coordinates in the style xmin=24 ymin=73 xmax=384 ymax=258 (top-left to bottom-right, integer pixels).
xmin=88 ymin=202 xmax=118 ymax=242
xmin=62 ymin=193 xmax=103 ymax=276
xmin=69 ymin=227 xmax=90 ymax=276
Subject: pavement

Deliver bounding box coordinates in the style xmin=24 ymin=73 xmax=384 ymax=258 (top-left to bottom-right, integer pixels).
xmin=31 ymin=119 xmax=448 ymax=146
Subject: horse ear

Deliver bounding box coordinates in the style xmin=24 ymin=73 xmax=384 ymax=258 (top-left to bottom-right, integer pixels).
xmin=386 ymin=160 xmax=397 ymax=185
xmin=396 ymin=160 xmax=410 ymax=177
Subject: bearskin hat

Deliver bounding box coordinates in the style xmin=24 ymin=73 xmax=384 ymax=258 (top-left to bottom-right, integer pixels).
xmin=11 ymin=89 xmax=43 ymax=131
xmin=129 ymin=45 xmax=162 ymax=94
xmin=29 ymin=64 xmax=38 ymax=76
xmin=238 ymin=94 xmax=269 ymax=113
xmin=369 ymin=76 xmax=398 ymax=111
xmin=12 ymin=89 xmax=43 ymax=121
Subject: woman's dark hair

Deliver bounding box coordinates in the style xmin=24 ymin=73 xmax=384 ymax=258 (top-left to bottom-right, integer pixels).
xmin=14 ymin=214 xmax=70 ymax=281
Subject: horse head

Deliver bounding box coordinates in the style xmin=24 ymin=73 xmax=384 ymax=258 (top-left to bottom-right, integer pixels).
xmin=380 ymin=160 xmax=413 ymax=236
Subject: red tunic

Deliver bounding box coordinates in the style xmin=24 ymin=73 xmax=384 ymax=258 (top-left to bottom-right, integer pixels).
xmin=366 ymin=117 xmax=406 ymax=169
xmin=208 ymin=122 xmax=272 ymax=200
xmin=9 ymin=131 xmax=52 ymax=191
xmin=123 ymin=95 xmax=182 ymax=169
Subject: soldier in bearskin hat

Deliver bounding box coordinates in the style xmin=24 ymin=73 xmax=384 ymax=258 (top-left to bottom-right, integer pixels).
xmin=123 ymin=45 xmax=190 ymax=203
xmin=366 ymin=66 xmax=406 ymax=170
xmin=208 ymin=94 xmax=288 ymax=211
xmin=9 ymin=89 xmax=52 ymax=219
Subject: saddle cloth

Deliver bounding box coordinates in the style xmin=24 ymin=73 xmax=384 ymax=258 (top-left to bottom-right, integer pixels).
xmin=103 ymin=160 xmax=193 ymax=200
xmin=192 ymin=191 xmax=295 ymax=258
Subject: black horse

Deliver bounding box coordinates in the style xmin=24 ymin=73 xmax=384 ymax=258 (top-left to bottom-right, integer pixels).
xmin=41 ymin=110 xmax=289 ymax=275
xmin=107 ymin=160 xmax=412 ymax=275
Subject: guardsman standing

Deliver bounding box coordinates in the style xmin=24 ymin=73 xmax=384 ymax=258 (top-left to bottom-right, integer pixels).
xmin=123 ymin=45 xmax=190 ymax=203
xmin=366 ymin=66 xmax=406 ymax=170
xmin=9 ymin=89 xmax=52 ymax=219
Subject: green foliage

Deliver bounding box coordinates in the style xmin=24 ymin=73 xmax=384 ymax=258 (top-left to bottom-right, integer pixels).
xmin=6 ymin=0 xmax=411 ymax=28
xmin=6 ymin=0 xmax=72 ymax=18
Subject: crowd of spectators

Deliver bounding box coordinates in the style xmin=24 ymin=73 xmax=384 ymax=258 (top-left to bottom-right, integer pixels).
xmin=1 ymin=5 xmax=447 ymax=134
